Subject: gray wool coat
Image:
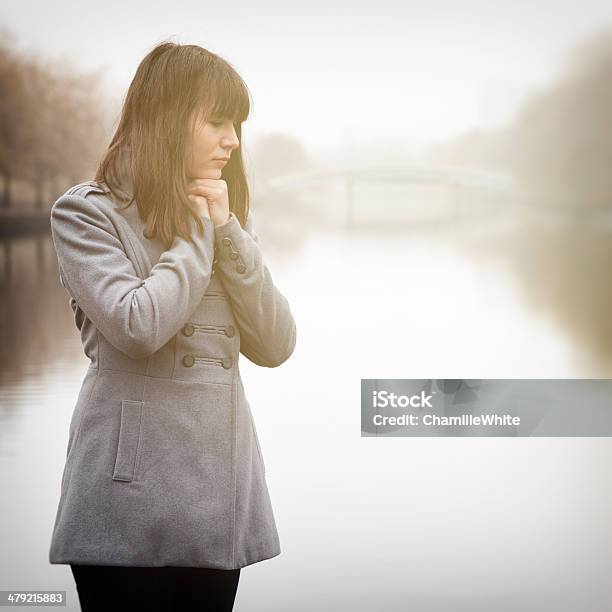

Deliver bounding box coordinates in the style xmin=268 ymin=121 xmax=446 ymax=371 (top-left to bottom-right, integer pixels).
xmin=48 ymin=180 xmax=296 ymax=569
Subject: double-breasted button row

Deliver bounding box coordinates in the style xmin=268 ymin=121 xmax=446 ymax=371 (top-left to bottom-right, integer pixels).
xmin=182 ymin=323 xmax=235 ymax=337
xmin=182 ymin=323 xmax=195 ymax=337
xmin=182 ymin=354 xmax=233 ymax=369
xmin=221 ymin=236 xmax=247 ymax=274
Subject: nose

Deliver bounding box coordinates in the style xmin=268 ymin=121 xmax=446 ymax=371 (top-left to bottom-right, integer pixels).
xmin=221 ymin=125 xmax=240 ymax=152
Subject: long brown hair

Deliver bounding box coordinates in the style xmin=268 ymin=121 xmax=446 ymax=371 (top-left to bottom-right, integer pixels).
xmin=95 ymin=41 xmax=251 ymax=249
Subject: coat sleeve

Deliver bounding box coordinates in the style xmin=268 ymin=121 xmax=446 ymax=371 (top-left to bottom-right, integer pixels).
xmin=213 ymin=211 xmax=297 ymax=367
xmin=50 ymin=193 xmax=215 ymax=360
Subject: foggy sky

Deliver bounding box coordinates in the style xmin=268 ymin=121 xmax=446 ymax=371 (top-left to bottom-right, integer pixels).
xmin=3 ymin=0 xmax=612 ymax=156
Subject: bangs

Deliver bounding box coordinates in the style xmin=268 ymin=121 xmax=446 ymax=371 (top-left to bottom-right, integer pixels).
xmin=198 ymin=59 xmax=250 ymax=124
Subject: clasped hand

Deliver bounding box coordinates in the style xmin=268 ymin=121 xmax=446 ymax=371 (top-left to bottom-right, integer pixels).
xmin=186 ymin=169 xmax=231 ymax=227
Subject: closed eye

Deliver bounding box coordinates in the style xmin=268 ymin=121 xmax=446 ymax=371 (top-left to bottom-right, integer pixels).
xmin=209 ymin=118 xmax=238 ymax=129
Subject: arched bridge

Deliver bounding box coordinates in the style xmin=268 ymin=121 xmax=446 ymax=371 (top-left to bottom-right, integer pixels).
xmin=265 ymin=164 xmax=520 ymax=227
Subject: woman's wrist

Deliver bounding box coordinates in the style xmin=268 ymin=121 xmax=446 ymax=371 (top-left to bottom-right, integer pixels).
xmin=214 ymin=211 xmax=234 ymax=228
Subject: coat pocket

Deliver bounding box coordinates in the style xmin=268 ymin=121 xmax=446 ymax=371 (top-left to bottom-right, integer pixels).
xmin=112 ymin=400 xmax=144 ymax=482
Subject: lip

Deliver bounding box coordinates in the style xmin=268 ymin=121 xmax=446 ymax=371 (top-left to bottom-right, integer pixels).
xmin=213 ymin=157 xmax=230 ymax=163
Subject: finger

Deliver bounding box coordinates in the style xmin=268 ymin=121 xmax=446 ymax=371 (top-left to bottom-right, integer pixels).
xmin=187 ymin=194 xmax=208 ymax=204
xmin=187 ymin=194 xmax=211 ymax=217
xmin=186 ymin=184 xmax=226 ymax=198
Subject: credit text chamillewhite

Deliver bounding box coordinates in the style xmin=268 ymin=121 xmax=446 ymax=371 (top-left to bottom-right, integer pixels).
xmin=371 ymin=391 xmax=521 ymax=427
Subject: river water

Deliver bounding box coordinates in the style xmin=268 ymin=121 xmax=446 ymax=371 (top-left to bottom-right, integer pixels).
xmin=1 ymin=193 xmax=611 ymax=611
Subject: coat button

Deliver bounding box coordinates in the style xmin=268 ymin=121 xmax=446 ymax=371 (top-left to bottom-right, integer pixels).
xmin=236 ymin=263 xmax=246 ymax=273
xmin=222 ymin=357 xmax=232 ymax=369
xmin=182 ymin=355 xmax=195 ymax=367
xmin=225 ymin=325 xmax=235 ymax=338
xmin=222 ymin=237 xmax=232 ymax=247
xmin=182 ymin=323 xmax=195 ymax=337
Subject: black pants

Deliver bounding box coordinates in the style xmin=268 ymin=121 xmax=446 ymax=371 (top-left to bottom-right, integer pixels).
xmin=70 ymin=564 xmax=241 ymax=611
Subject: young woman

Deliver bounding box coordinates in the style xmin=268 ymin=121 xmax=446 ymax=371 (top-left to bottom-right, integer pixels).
xmin=48 ymin=42 xmax=296 ymax=611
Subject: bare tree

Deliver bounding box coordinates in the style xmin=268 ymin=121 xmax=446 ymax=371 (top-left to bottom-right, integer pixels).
xmin=0 ymin=30 xmax=110 ymax=209
xmin=513 ymin=28 xmax=612 ymax=210
xmin=0 ymin=32 xmax=30 ymax=208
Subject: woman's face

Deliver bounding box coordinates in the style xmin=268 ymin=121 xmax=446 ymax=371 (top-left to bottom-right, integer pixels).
xmin=185 ymin=113 xmax=240 ymax=179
